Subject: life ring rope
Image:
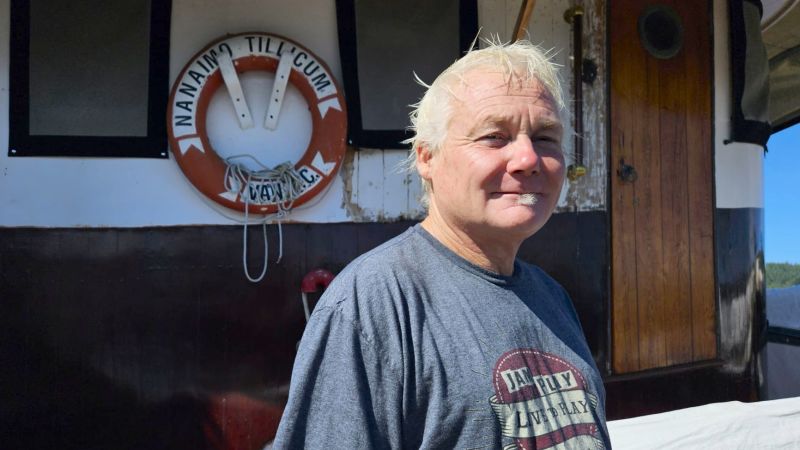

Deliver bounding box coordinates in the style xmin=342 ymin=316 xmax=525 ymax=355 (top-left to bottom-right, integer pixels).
xmin=223 ymin=155 xmax=306 ymax=213
xmin=224 ymin=155 xmax=298 ymax=283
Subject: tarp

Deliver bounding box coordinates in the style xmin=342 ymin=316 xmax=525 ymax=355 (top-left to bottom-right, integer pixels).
xmin=762 ymin=0 xmax=800 ymax=131
xmin=730 ymin=0 xmax=772 ymax=146
xmin=608 ymin=397 xmax=800 ymax=449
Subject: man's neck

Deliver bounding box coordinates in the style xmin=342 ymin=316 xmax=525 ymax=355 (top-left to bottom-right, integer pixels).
xmin=420 ymin=212 xmax=520 ymax=276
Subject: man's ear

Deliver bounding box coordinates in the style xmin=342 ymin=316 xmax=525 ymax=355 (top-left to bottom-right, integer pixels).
xmin=416 ymin=145 xmax=434 ymax=181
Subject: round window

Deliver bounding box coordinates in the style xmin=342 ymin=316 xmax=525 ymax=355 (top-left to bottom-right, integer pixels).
xmin=638 ymin=5 xmax=684 ymax=59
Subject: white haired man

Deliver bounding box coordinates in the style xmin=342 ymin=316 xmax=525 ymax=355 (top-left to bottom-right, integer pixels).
xmin=273 ymin=41 xmax=610 ymax=449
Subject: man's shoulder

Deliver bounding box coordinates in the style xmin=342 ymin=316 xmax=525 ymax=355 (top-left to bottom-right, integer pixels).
xmin=339 ymin=225 xmax=426 ymax=281
xmin=313 ymin=226 xmax=427 ymax=312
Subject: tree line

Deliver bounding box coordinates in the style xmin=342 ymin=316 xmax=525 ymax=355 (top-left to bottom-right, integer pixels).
xmin=766 ymin=263 xmax=800 ymax=288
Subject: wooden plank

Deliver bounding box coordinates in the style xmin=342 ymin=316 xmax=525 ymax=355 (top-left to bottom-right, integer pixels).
xmin=381 ymin=150 xmax=409 ymax=219
xmin=610 ymin=0 xmax=642 ymax=373
xmin=657 ymin=0 xmax=693 ymax=366
xmin=407 ymin=164 xmax=424 ymax=215
xmin=354 ymin=148 xmax=384 ymax=220
xmin=633 ymin=44 xmax=668 ymax=370
xmin=683 ymin=0 xmax=717 ymax=361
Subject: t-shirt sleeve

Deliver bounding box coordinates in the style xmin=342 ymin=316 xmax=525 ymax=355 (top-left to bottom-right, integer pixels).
xmin=272 ymin=300 xmax=403 ymax=450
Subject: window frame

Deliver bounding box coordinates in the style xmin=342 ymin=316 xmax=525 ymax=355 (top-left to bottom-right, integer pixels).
xmin=768 ymin=326 xmax=800 ymax=346
xmin=8 ymin=0 xmax=172 ymax=158
xmin=334 ymin=0 xmax=479 ymax=149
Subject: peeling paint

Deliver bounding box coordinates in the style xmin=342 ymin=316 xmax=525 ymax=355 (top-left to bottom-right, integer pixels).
xmin=560 ymin=0 xmax=607 ymax=212
xmin=338 ymin=145 xmax=426 ymax=222
xmin=339 ymin=146 xmax=364 ymax=220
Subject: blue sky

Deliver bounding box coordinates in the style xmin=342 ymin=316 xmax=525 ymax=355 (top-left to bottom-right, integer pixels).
xmin=765 ymin=124 xmax=800 ymax=264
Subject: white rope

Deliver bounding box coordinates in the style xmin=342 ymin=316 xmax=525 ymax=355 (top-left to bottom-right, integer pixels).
xmin=224 ymin=154 xmax=303 ymax=283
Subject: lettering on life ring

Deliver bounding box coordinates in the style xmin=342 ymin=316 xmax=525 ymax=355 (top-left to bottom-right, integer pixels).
xmin=167 ymin=32 xmax=347 ymax=214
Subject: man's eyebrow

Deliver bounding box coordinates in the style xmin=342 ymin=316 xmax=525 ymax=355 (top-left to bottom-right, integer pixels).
xmin=464 ymin=115 xmax=510 ymax=135
xmin=466 ymin=115 xmax=564 ymax=135
xmin=536 ymin=119 xmax=564 ymax=132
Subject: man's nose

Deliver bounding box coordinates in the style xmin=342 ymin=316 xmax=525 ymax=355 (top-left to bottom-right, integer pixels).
xmin=507 ymin=135 xmax=541 ymax=176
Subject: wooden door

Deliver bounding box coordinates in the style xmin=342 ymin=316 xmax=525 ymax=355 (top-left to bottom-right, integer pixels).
xmin=610 ymin=0 xmax=716 ymax=373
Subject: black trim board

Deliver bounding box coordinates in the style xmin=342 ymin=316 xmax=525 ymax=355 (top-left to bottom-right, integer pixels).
xmin=335 ymin=0 xmax=479 ymax=149
xmin=768 ymin=327 xmax=800 ymax=346
xmin=8 ymin=0 xmax=172 ymax=158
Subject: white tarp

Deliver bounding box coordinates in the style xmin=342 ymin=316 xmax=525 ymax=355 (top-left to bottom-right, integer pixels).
xmin=607 ymin=397 xmax=800 ymax=449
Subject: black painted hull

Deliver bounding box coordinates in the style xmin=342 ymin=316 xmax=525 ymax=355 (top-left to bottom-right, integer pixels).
xmin=0 ymin=207 xmax=765 ymax=446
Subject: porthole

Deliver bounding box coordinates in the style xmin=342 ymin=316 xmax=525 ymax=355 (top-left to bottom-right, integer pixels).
xmin=638 ymin=5 xmax=684 ymax=59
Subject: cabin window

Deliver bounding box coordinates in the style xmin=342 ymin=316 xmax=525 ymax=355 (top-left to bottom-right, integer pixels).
xmin=8 ymin=0 xmax=172 ymax=158
xmin=638 ymin=5 xmax=684 ymax=60
xmin=335 ymin=0 xmax=479 ymax=149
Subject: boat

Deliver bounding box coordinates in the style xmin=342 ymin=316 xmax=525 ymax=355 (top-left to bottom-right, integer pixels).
xmin=1 ymin=0 xmax=798 ymax=448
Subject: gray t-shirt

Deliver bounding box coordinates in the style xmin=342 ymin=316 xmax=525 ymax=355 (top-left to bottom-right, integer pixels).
xmin=274 ymin=225 xmax=609 ymax=449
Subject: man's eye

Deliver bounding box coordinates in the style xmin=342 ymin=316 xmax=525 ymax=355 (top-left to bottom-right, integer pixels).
xmin=534 ymin=136 xmax=559 ymax=144
xmin=480 ymin=134 xmax=507 ymax=143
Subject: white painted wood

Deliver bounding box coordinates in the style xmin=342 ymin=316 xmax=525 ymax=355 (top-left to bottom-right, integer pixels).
xmin=406 ymin=168 xmax=425 ymax=217
xmin=713 ymin=0 xmax=766 ymax=209
xmin=264 ymin=52 xmax=293 ymax=130
xmin=715 ymin=144 xmax=765 ymax=208
xmin=217 ymin=51 xmax=255 ymax=129
xmin=350 ymin=150 xmax=360 ymax=208
xmin=354 ymin=148 xmax=385 ymax=221
xmin=559 ymin=0 xmax=607 ymax=211
xmin=381 ymin=150 xmax=409 ymax=219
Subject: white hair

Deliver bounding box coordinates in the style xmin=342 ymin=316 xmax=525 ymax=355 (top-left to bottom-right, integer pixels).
xmin=403 ymin=38 xmax=566 ymax=207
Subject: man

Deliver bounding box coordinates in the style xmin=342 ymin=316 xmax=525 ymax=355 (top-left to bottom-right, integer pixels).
xmin=274 ymin=41 xmax=609 ymax=449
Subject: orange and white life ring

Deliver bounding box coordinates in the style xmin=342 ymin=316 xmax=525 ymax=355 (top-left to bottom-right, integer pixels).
xmin=167 ymin=32 xmax=347 ymax=214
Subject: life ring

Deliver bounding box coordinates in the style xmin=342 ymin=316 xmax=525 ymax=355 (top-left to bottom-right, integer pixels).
xmin=167 ymin=32 xmax=347 ymax=214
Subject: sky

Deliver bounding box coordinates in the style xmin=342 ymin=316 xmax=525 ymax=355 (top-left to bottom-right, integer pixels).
xmin=765 ymin=123 xmax=800 ymax=264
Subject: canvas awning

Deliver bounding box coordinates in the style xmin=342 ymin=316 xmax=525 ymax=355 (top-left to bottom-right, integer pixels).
xmin=763 ymin=0 xmax=800 ymax=131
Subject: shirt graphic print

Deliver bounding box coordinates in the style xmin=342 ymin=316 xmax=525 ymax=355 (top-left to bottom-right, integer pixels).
xmin=490 ymin=348 xmax=605 ymax=449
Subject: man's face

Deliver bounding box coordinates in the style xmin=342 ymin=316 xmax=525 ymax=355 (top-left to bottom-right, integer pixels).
xmin=418 ymin=70 xmax=566 ymax=242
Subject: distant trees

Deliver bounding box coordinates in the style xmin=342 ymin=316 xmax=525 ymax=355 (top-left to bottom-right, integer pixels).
xmin=766 ymin=263 xmax=800 ymax=288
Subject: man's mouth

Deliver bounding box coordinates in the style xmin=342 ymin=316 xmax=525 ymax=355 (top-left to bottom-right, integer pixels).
xmin=491 ymin=192 xmax=541 ymax=205
xmin=516 ymin=193 xmax=538 ymax=206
